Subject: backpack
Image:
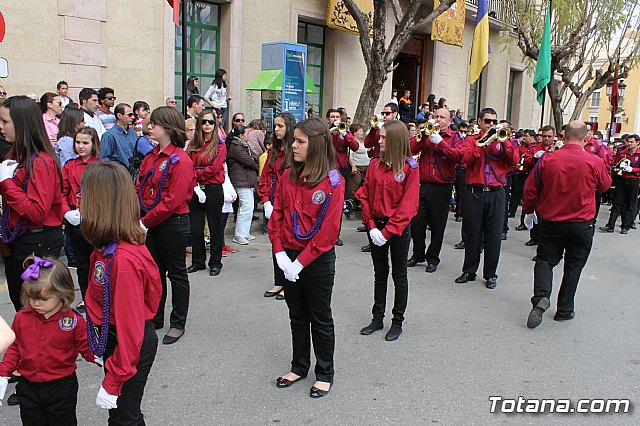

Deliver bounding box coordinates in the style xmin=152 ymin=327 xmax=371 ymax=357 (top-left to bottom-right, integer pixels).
xmin=128 ymin=136 xmax=147 ymax=183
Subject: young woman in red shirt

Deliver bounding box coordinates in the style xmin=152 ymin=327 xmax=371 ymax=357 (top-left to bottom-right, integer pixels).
xmin=269 ymin=117 xmax=344 ymax=398
xmin=359 ymin=120 xmax=419 ymax=341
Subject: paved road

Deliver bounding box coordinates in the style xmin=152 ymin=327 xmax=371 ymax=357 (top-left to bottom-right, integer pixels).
xmin=0 ymin=209 xmax=638 ymax=425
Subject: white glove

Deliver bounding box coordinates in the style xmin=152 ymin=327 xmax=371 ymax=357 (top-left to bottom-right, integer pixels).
xmin=194 ymin=186 xmax=206 ymax=203
xmin=284 ymin=259 xmax=303 ymax=282
xmin=428 ymin=133 xmax=443 ymax=144
xmin=275 ymin=251 xmax=292 ymax=272
xmin=94 ymin=355 xmax=103 ymax=367
xmin=524 ymin=212 xmax=538 ymax=230
xmin=139 ymin=220 xmax=148 ymax=234
xmin=369 ymin=228 xmax=387 ymax=246
xmin=64 ymin=210 xmax=81 ymax=226
xmin=0 ymin=376 xmax=8 ymax=403
xmin=377 ymin=120 xmax=384 ymax=129
xmin=263 ymin=201 xmax=274 ymax=219
xmin=622 ymin=165 xmax=633 ymax=173
xmin=96 ymin=386 xmax=118 ymax=409
xmin=534 ymin=150 xmax=544 ymax=159
xmin=339 ymin=129 xmax=347 ymax=138
xmin=0 ymin=160 xmax=18 ymax=182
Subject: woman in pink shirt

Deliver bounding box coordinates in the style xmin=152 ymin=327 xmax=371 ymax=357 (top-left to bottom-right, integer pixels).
xmin=40 ymin=92 xmax=63 ymax=146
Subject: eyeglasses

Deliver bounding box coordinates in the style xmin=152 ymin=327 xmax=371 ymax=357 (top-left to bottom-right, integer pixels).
xmin=483 ymin=118 xmax=498 ymax=125
xmin=0 ymin=92 xmax=6 ymax=96
xmin=106 ymin=96 xmax=116 ymax=101
xmin=380 ymin=111 xmax=393 ymax=116
xmin=126 ymin=112 xmax=135 ymax=117
xmin=234 ymin=118 xmax=245 ymax=123
xmin=168 ymin=101 xmax=177 ymax=104
xmin=202 ymin=119 xmax=216 ymax=125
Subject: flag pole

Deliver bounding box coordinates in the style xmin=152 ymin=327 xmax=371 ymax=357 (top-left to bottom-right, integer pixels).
xmin=181 ymin=0 xmax=188 ymax=115
xmin=540 ymin=89 xmax=545 ymax=128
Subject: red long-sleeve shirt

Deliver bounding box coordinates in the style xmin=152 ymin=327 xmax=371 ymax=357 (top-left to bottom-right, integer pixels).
xmin=364 ymin=127 xmax=381 ymax=158
xmin=269 ymin=169 xmax=344 ymax=267
xmin=359 ymin=158 xmax=420 ymax=240
xmin=523 ymin=144 xmax=612 ymax=222
xmin=457 ymin=133 xmax=519 ymax=187
xmin=522 ymin=143 xmax=551 ymax=174
xmin=409 ymin=128 xmax=461 ymax=184
xmin=137 ymin=144 xmax=194 ymax=228
xmin=584 ymin=137 xmax=613 ymax=166
xmin=0 ymin=152 xmax=66 ymax=229
xmin=258 ymin=149 xmax=286 ymax=204
xmin=85 ymin=242 xmax=162 ymax=395
xmin=0 ymin=308 xmax=95 ymax=381
xmin=62 ymin=156 xmax=100 ymax=209
xmin=613 ymin=149 xmax=640 ymax=179
xmin=190 ymin=140 xmax=227 ymax=185
xmin=332 ymin=132 xmax=359 ymax=169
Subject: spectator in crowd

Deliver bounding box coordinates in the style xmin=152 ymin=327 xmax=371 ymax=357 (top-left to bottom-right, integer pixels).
xmin=133 ymin=101 xmax=150 ymax=137
xmin=40 ymin=92 xmax=62 ymax=146
xmin=166 ymin=97 xmax=177 ymax=108
xmin=438 ymin=97 xmax=448 ymax=109
xmin=399 ymin=90 xmax=414 ymax=124
xmin=204 ymin=69 xmax=231 ymax=128
xmin=453 ymin=109 xmax=464 ymax=126
xmin=79 ymin=88 xmax=106 ymax=137
xmin=213 ymin=106 xmax=226 ymax=141
xmin=0 ymin=85 xmax=6 ymax=99
xmin=426 ymin=93 xmax=437 ymax=112
xmin=186 ymin=95 xmax=205 ymax=120
xmin=347 ymin=122 xmax=368 ymax=201
xmin=185 ymin=117 xmax=196 ymax=146
xmin=231 ymin=112 xmax=245 ymax=131
xmin=55 ymin=106 xmax=85 ymax=166
xmin=245 ymin=119 xmax=266 ymax=156
xmin=57 ymin=81 xmax=73 ymax=108
xmin=186 ymin=76 xmax=199 ymax=98
xmin=307 ymin=106 xmax=319 ymax=118
xmin=100 ymin=103 xmax=137 ymax=167
xmin=96 ymin=87 xmax=117 ymax=131
xmin=416 ymin=103 xmax=430 ymax=120
xmin=390 ymin=89 xmax=398 ymax=105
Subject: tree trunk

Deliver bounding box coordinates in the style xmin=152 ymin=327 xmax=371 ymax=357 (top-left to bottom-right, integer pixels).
xmin=546 ymin=78 xmax=564 ymax=131
xmin=570 ymin=91 xmax=591 ymax=121
xmin=353 ymin=63 xmax=388 ymax=128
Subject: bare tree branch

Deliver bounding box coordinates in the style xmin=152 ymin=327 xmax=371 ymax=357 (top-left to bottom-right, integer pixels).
xmin=389 ymin=0 xmax=403 ymax=23
xmin=343 ymin=0 xmax=372 ymax=65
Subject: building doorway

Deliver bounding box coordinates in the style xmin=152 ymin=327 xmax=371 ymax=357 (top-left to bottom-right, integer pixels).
xmin=392 ymin=53 xmax=421 ymax=108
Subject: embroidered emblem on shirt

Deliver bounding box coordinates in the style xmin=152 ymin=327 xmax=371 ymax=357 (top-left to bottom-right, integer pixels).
xmin=159 ymin=160 xmax=169 ymax=171
xmin=312 ymin=190 xmax=326 ymax=205
xmin=58 ymin=315 xmax=77 ymax=332
xmin=395 ymin=171 xmax=406 ymax=182
xmin=496 ymin=143 xmax=501 ymax=151
xmin=94 ymin=261 xmax=106 ymax=284
xmin=590 ymin=146 xmax=595 ymax=152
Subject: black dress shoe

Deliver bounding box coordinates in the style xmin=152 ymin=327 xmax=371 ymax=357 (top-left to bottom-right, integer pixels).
xmin=310 ymin=385 xmax=330 ymax=398
xmin=621 ymin=228 xmax=629 ymax=234
xmin=357 ymin=226 xmax=367 ymax=232
xmin=8 ymin=375 xmax=19 ymax=384
xmin=455 ymin=216 xmax=462 ymax=222
xmin=525 ymin=239 xmax=539 ymax=246
xmin=275 ymin=291 xmax=285 ymax=300
xmin=455 ymin=272 xmax=476 ymax=283
xmin=599 ymin=225 xmax=614 ymax=233
xmin=501 ymin=232 xmax=507 ymax=240
xmin=276 ymin=374 xmax=306 ymax=388
xmin=425 ymin=263 xmax=437 ymax=273
xmin=515 ymin=224 xmax=527 ymax=231
xmin=186 ymin=264 xmax=205 ymax=273
xmin=335 ymin=238 xmax=343 ymax=246
xmin=554 ymin=311 xmax=575 ymax=322
xmin=454 ymin=241 xmax=465 ymax=249
xmin=532 ymin=255 xmax=538 ymax=262
xmin=162 ymin=328 xmax=185 ymax=345
xmin=361 ymin=244 xmax=371 ymax=252
xmin=7 ymin=393 xmax=19 ymax=406
xmin=527 ymin=297 xmax=550 ymax=329
xmin=360 ymin=322 xmax=383 ymax=335
xmin=264 ymin=289 xmax=282 ymax=297
xmin=631 ymin=224 xmax=637 ymax=230
xmin=209 ymin=267 xmax=221 ymax=276
xmin=385 ymin=325 xmax=402 ymax=341
xmin=485 ymin=276 xmax=497 ymax=289
xmin=406 ymin=257 xmax=424 ymax=267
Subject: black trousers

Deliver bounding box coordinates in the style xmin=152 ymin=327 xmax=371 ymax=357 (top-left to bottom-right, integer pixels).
xmin=9 ymin=227 xmax=63 ymax=311
xmin=369 ymin=222 xmax=410 ymax=326
xmin=508 ymin=172 xmax=527 ymax=217
xmin=189 ymin=184 xmax=224 ymax=269
xmin=503 ymin=175 xmax=514 ymax=233
xmin=67 ymin=222 xmax=94 ymax=300
xmin=607 ymin=177 xmax=639 ymax=230
xmin=17 ymin=373 xmax=78 ymax=426
xmin=411 ymin=183 xmax=451 ymax=265
xmin=283 ymin=248 xmax=335 ymax=383
xmin=531 ymin=220 xmax=594 ymax=314
xmin=146 ymin=214 xmax=190 ymax=330
xmin=454 ymin=168 xmax=466 ymax=219
xmin=271 ymin=253 xmax=285 ymax=287
xmin=103 ymin=321 xmax=158 ymax=426
xmin=461 ymin=187 xmax=505 ymax=279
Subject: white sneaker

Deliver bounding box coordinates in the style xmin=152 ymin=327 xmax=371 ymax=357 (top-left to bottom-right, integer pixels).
xmin=246 ymin=235 xmax=256 ymax=241
xmin=233 ymin=236 xmax=249 ymax=245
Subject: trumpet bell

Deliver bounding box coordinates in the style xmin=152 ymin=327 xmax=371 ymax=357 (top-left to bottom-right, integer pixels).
xmin=370 ymin=115 xmax=379 ymax=128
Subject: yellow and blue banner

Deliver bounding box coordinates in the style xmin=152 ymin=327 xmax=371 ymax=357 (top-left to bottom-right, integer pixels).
xmin=432 ymin=0 xmax=466 ymax=48
xmin=326 ymin=0 xmax=374 ymax=35
xmin=468 ymin=0 xmax=489 ymax=84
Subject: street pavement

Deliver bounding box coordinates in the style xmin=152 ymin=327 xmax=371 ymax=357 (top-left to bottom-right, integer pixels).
xmin=0 ymin=208 xmax=638 ymax=425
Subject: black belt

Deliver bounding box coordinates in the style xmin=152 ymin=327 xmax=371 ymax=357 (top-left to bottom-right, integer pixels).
xmin=469 ymin=185 xmax=502 ymax=193
xmin=24 ymin=226 xmax=61 ymax=235
xmin=199 ymin=183 xmax=222 ymax=189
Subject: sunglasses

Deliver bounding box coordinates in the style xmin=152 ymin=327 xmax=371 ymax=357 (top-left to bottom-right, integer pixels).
xmin=202 ymin=119 xmax=216 ymax=125
xmin=106 ymin=96 xmax=116 ymax=101
xmin=234 ymin=118 xmax=245 ymax=123
xmin=483 ymin=118 xmax=498 ymax=125
xmin=126 ymin=112 xmax=135 ymax=117
xmin=380 ymin=111 xmax=393 ymax=116
xmin=0 ymin=92 xmax=6 ymax=96
xmin=460 ymin=130 xmax=468 ymax=134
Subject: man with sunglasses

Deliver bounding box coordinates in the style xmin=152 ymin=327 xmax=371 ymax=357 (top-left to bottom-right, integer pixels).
xmin=100 ymin=103 xmax=138 ymax=168
xmin=408 ymin=108 xmax=461 ymax=273
xmin=454 ymin=108 xmax=519 ymax=289
xmin=364 ymin=102 xmax=398 ymax=159
xmin=96 ymin=87 xmax=117 ymax=131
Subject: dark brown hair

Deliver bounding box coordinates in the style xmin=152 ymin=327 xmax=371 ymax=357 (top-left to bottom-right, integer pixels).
xmin=187 ymin=110 xmax=221 ymax=165
xmin=149 ymin=106 xmax=186 ymax=148
xmin=289 ymin=118 xmax=336 ymax=186
xmin=20 ymin=255 xmax=75 ymax=310
xmin=269 ymin=112 xmax=296 ymax=168
xmin=73 ymin=127 xmax=101 ymax=157
xmin=349 ymin=122 xmax=364 ymax=134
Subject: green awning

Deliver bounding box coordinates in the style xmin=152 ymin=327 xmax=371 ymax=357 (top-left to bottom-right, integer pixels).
xmin=246 ymin=70 xmax=319 ymax=94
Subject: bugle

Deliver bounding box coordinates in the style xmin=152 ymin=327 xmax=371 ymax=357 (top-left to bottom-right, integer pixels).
xmin=424 ymin=119 xmax=441 ymax=135
xmin=614 ymin=158 xmax=631 ymax=176
xmin=476 ymin=126 xmax=510 ymax=147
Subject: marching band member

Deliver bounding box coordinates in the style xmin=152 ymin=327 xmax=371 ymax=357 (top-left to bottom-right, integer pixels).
xmin=524 ymin=121 xmax=611 ymax=328
xmin=0 ymin=96 xmax=65 ymax=311
xmin=137 ymin=107 xmax=194 ymax=345
xmin=269 ymin=118 xmax=343 ymax=399
xmin=601 ymin=133 xmax=639 ymax=234
xmin=359 ymin=120 xmax=419 ymax=341
xmin=454 ymin=108 xmax=518 ymax=289
xmin=259 ymin=112 xmax=295 ymax=300
xmin=364 ymin=102 xmax=398 ymax=159
xmin=408 ymin=108 xmax=460 ymax=273
xmin=583 ymin=123 xmax=612 ymax=219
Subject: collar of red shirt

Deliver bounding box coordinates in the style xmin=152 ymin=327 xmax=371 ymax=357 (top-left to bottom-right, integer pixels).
xmin=154 ymin=143 xmax=180 ymax=158
xmin=103 ymin=241 xmax=117 ymax=256
xmin=21 ymin=306 xmax=74 ymax=323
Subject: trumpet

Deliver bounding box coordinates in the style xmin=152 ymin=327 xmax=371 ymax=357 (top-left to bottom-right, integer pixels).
xmin=414 ymin=126 xmax=427 ymax=143
xmin=468 ymin=125 xmax=481 ymax=136
xmin=614 ymin=158 xmax=631 ymax=176
xmin=370 ymin=115 xmax=379 ymax=128
xmin=331 ymin=121 xmax=348 ymax=132
xmin=424 ymin=119 xmax=441 ymax=136
xmin=549 ymin=140 xmax=564 ymax=152
xmin=476 ymin=126 xmax=510 ymax=147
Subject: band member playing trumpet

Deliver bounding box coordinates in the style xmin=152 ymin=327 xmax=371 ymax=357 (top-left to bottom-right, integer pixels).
xmin=602 ymin=134 xmax=640 ymax=234
xmin=364 ymin=103 xmax=398 ymax=159
xmin=408 ymin=108 xmax=461 ymax=273
xmin=454 ymin=108 xmax=518 ymax=289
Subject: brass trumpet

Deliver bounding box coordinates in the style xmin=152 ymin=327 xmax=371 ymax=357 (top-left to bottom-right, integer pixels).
xmin=614 ymin=158 xmax=631 ymax=176
xmin=331 ymin=122 xmax=348 ymax=132
xmin=424 ymin=119 xmax=441 ymax=136
xmin=468 ymin=125 xmax=481 ymax=136
xmin=549 ymin=140 xmax=564 ymax=152
xmin=370 ymin=115 xmax=379 ymax=128
xmin=476 ymin=126 xmax=510 ymax=147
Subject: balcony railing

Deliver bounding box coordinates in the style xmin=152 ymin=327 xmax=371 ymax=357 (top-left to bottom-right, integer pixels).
xmin=466 ymin=0 xmax=516 ymax=26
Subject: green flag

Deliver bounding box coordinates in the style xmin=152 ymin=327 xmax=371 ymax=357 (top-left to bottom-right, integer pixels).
xmin=533 ymin=2 xmax=552 ymax=105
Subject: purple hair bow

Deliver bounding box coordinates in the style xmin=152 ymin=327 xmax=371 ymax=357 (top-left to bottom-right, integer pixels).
xmin=21 ymin=256 xmax=53 ymax=281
